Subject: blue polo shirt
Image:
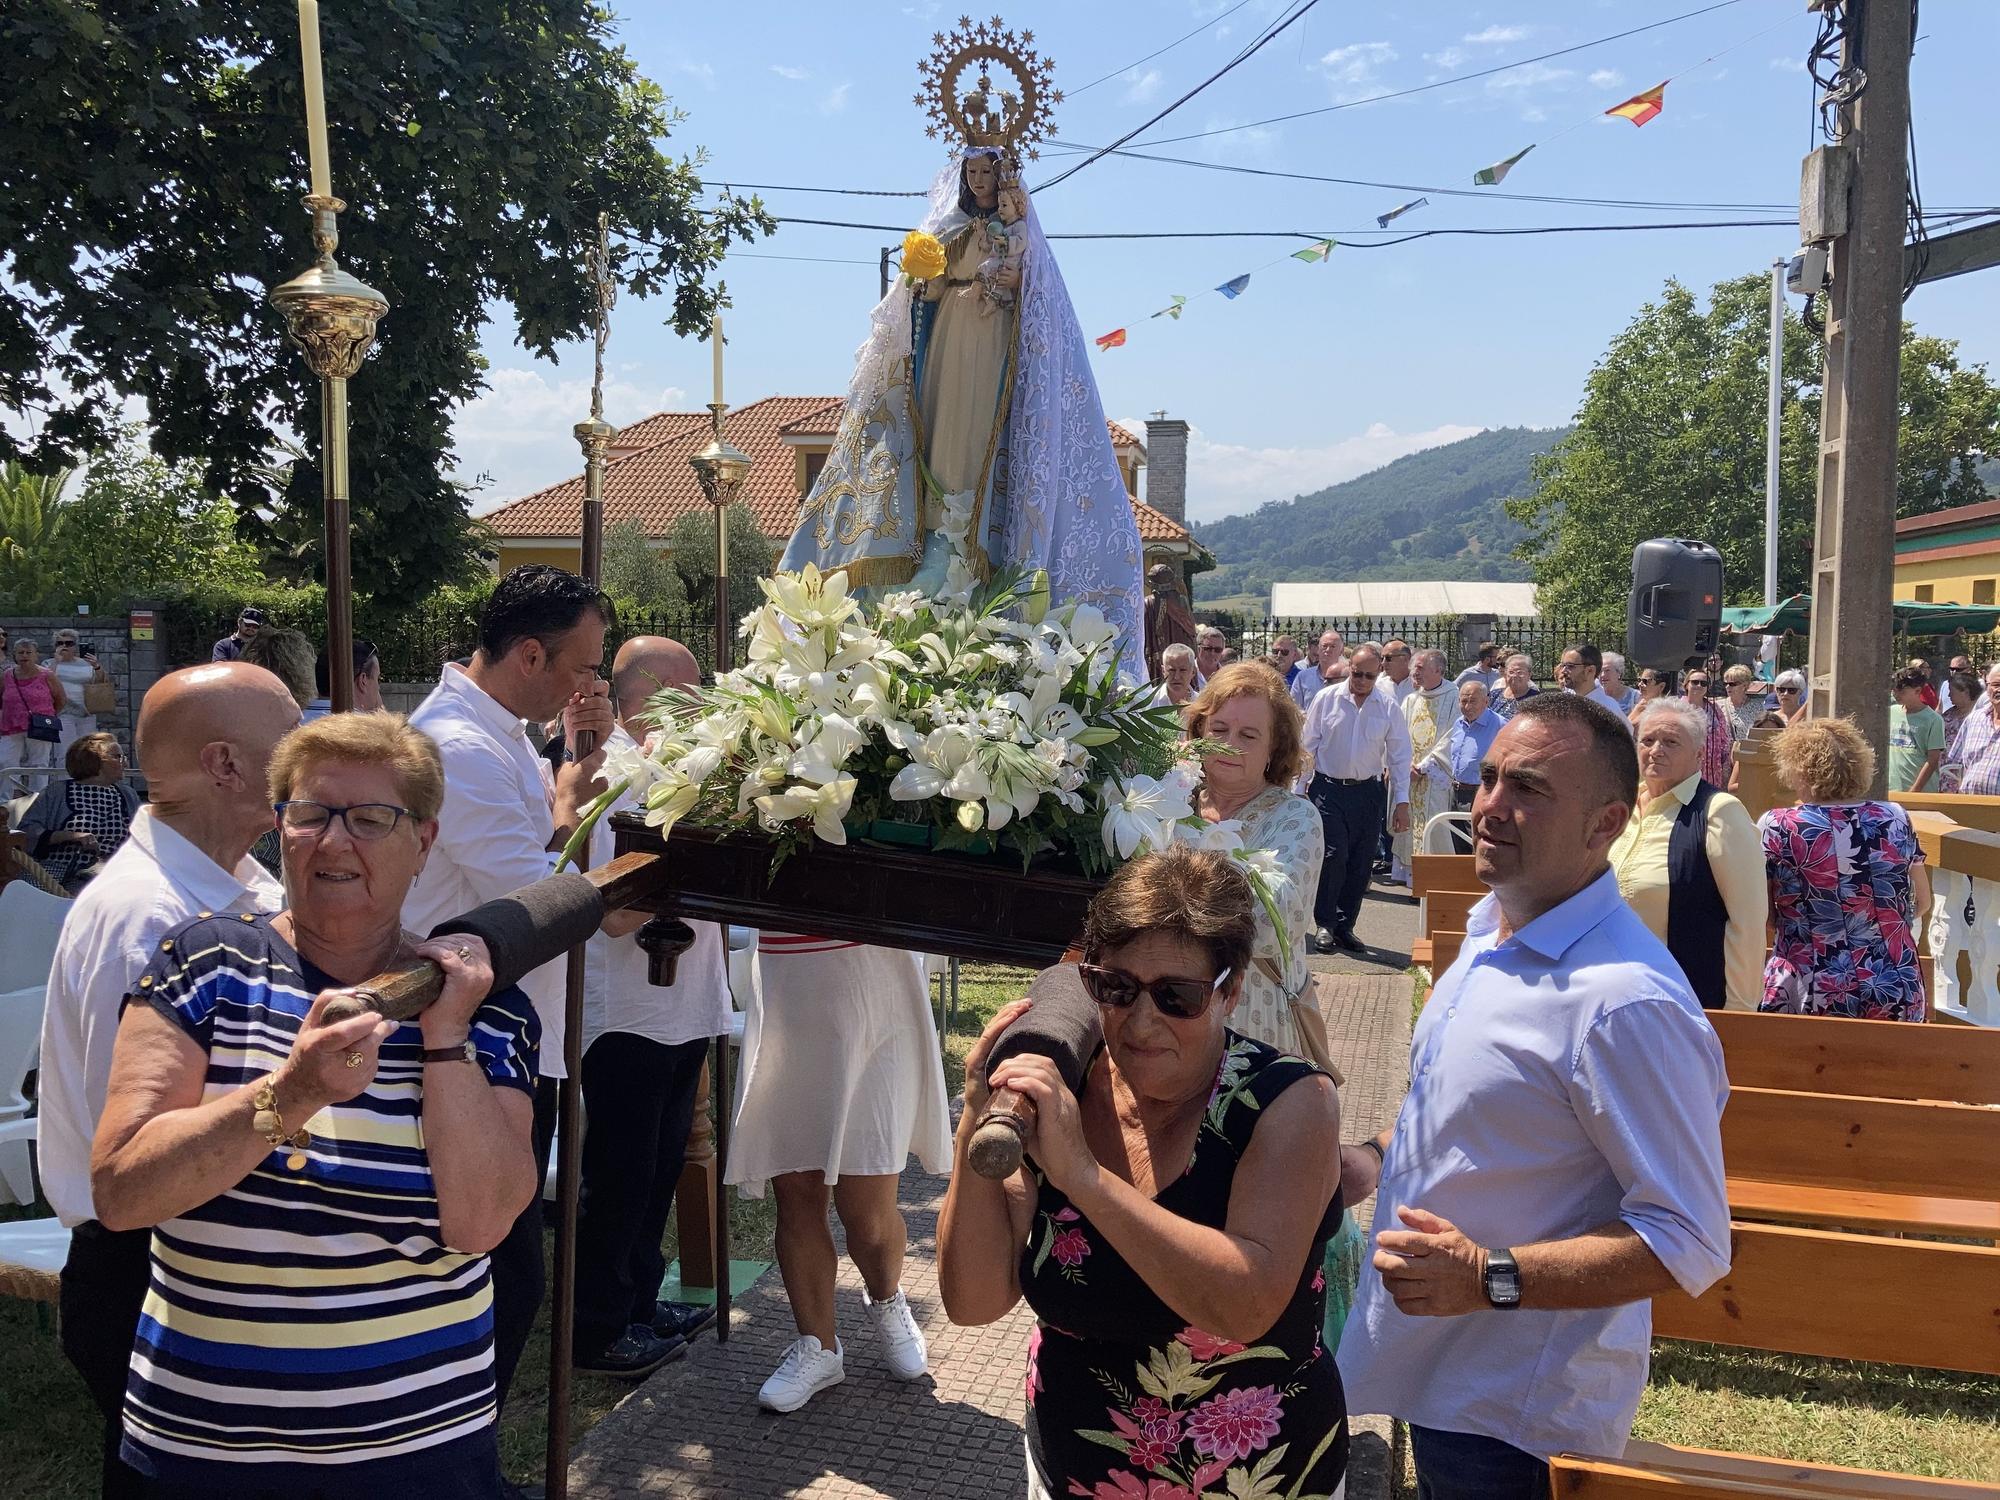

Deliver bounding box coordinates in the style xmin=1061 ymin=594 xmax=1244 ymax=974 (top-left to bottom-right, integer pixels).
xmin=1438 ymin=707 xmax=1503 ymax=787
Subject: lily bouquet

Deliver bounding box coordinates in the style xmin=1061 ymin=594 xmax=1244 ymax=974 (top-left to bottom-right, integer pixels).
xmin=562 ymin=564 xmax=1293 ymax=949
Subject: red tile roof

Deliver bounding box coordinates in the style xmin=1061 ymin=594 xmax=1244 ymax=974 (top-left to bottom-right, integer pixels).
xmin=1108 ymin=420 xmax=1144 ymax=454
xmin=485 ymin=397 xmax=1194 ymax=549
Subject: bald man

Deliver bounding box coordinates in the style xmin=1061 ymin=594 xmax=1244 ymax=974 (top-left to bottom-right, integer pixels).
xmin=39 ymin=662 xmax=300 ymax=1498
xmin=571 ymin=637 xmax=733 ymax=1375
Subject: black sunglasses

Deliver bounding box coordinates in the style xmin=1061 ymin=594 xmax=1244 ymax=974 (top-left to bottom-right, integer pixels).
xmin=1079 ymin=962 xmax=1232 ymax=1021
xmin=1777 ymin=685 xmax=1800 ymax=694
xmin=1348 ymin=668 xmax=1379 ymax=680
xmin=1686 ymin=678 xmax=1710 ymax=688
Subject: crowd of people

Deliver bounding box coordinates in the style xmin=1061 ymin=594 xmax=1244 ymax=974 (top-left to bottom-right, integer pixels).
xmin=12 ymin=570 xmax=1998 ymax=1500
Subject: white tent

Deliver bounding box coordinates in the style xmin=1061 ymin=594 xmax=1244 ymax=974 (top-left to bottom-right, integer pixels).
xmin=1269 ymin=580 xmax=1539 ymax=618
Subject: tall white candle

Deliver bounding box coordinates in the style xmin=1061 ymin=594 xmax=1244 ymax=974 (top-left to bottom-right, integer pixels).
xmin=298 ymin=0 xmax=332 ymax=198
xmin=711 ymin=314 xmax=724 ymax=408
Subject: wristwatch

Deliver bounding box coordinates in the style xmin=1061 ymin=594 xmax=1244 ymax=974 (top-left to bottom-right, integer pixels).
xmin=421 ymin=1040 xmax=477 ymax=1064
xmin=1482 ymin=1247 xmax=1522 ymax=1308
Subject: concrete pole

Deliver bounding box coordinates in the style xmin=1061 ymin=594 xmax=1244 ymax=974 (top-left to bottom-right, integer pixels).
xmin=1805 ymin=0 xmax=1912 ymax=795
xmin=1765 ymin=258 xmax=1785 ymax=607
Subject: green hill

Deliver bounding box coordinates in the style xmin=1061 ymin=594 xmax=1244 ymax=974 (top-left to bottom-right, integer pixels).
xmin=1192 ymin=426 xmax=1567 ymax=604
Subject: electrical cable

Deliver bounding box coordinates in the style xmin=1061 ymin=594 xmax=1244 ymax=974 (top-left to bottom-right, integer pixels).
xmin=1068 ymin=0 xmax=1262 ymax=95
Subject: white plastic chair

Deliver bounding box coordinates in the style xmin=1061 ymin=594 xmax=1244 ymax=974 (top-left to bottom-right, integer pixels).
xmin=0 ymin=992 xmax=44 ymax=1203
xmin=0 ymin=1117 xmax=69 ymax=1308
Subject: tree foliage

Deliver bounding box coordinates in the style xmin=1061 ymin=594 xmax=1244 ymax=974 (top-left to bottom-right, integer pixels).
xmin=0 ymin=1 xmax=770 ymax=599
xmin=1508 ymin=273 xmax=2000 ymax=638
xmin=666 ymin=504 xmax=777 ymax=661
xmin=602 ymin=515 xmax=689 ymax=627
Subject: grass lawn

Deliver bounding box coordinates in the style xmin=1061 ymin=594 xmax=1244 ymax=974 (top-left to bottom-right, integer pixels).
xmin=7 ymin=962 xmax=1997 ymax=1493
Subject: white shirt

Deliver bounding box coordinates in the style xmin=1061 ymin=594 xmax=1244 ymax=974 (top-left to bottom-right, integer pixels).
xmin=37 ymin=809 xmax=283 ymax=1225
xmin=1388 ymin=675 xmax=1416 ymax=706
xmin=404 ymin=663 xmax=567 ymax=1077
xmin=582 ymin=726 xmax=730 ymax=1051
xmin=1572 ymin=680 xmax=1636 ymax=730
xmin=1301 ymin=681 xmax=1412 ymax=802
xmin=1338 ymin=870 xmax=1731 ymax=1459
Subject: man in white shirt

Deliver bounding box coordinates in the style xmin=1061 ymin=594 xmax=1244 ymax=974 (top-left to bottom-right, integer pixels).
xmin=574 ymin=636 xmax=732 ymax=1378
xmin=1300 ymin=644 xmax=1411 ymax=953
xmin=40 ymin=662 xmax=298 ymax=1499
xmin=404 ymin=563 xmax=614 ymax=1408
xmin=1382 ymin=639 xmax=1416 ymax=705
xmin=1558 ymin=641 xmax=1632 ymax=726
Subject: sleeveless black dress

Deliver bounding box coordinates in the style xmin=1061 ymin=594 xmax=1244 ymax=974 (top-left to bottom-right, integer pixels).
xmin=1019 ymin=1034 xmax=1349 ymax=1498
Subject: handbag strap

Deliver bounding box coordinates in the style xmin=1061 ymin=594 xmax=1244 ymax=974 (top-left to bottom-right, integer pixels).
xmin=1253 ymin=953 xmax=1299 ymax=1003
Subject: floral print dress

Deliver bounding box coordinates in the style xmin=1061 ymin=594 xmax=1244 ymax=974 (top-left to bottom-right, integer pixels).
xmin=1759 ymin=800 xmax=1926 ymax=1021
xmin=1020 ymin=1036 xmax=1348 ymax=1499
xmin=1225 ymin=786 xmax=1324 ymax=1057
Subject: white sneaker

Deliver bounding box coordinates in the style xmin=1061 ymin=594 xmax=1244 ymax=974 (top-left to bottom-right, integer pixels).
xmin=757 ymin=1334 xmax=845 ymax=1413
xmin=864 ymin=1287 xmax=929 ymax=1381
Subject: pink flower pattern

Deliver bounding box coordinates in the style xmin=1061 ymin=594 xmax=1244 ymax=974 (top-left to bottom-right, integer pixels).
xmin=1186 ymin=1384 xmax=1285 ymax=1462
xmin=1174 ymin=1326 xmax=1246 ymax=1361
xmin=1051 ymin=1228 xmax=1091 ymax=1268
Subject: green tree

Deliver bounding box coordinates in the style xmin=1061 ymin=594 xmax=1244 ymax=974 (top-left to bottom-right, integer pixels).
xmin=1508 ymin=273 xmax=2000 ymax=638
xmin=665 ymin=503 xmax=775 ymax=668
xmin=601 ymin=516 xmax=689 ymax=628
xmin=0 ymin=2 xmax=769 ymax=599
xmin=0 ymin=460 xmax=74 ymax=603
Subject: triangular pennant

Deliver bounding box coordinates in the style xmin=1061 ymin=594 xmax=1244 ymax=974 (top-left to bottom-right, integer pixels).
xmin=1376 ymin=197 xmax=1428 ymax=229
xmin=1151 ymin=295 xmax=1188 ymax=320
xmin=1095 ymin=328 xmax=1128 ymax=350
xmin=1291 ymin=239 xmax=1335 ymax=262
xmin=1605 ymin=82 xmax=1666 ymax=126
xmin=1473 ymin=146 xmax=1534 ymax=186
xmin=1215 ymin=274 xmax=1251 ymax=299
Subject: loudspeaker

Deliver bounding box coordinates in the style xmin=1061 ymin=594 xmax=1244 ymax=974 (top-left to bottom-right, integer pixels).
xmin=1628 ymin=538 xmax=1723 ymax=671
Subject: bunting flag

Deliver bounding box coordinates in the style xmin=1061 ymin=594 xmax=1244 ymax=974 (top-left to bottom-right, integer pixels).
xmin=1473 ymin=146 xmax=1534 ymax=186
xmin=1376 ymin=197 xmax=1428 ymax=229
xmin=1215 ymin=274 xmax=1252 ymax=299
xmin=1291 ymin=239 xmax=1335 ymax=262
xmin=1605 ymin=82 xmax=1667 ymax=126
xmin=1151 ymin=295 xmax=1188 ymax=320
xmin=1095 ymin=327 xmax=1127 ymax=350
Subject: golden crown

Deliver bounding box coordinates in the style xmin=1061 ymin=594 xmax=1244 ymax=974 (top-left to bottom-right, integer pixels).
xmin=915 ymin=16 xmax=1060 ymax=162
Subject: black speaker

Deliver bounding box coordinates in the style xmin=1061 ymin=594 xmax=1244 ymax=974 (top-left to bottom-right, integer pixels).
xmin=1628 ymin=538 xmax=1723 ymax=671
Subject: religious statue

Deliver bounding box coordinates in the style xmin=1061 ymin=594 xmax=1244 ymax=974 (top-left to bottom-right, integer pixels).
xmin=780 ymin=19 xmax=1146 ymax=676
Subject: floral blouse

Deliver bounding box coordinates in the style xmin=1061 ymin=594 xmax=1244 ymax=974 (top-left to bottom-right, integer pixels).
xmin=1219 ymin=785 xmax=1323 ymax=1055
xmin=1020 ymin=1036 xmax=1347 ymax=1499
xmin=1759 ymin=800 xmax=1926 ymax=1021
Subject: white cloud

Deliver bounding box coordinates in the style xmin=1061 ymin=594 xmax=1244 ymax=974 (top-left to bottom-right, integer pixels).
xmin=1319 ymin=41 xmax=1397 ymax=102
xmin=769 ymin=64 xmax=810 ymax=82
xmin=1121 ymin=67 xmax=1164 ymax=104
xmin=1588 ymin=68 xmax=1623 ymax=88
xmin=1487 ymin=62 xmax=1575 ymax=93
xmin=820 ymin=81 xmax=851 ymax=115
xmin=455 ymin=367 xmax=688 ymax=509
xmin=1425 ymin=46 xmax=1470 ymax=72
xmin=1118 ymin=419 xmax=1488 ymax=524
xmin=1188 ymin=114 xmax=1280 ymax=160
xmin=1769 ymin=55 xmax=1805 ymax=72
xmin=1464 ymin=24 xmax=1529 ymax=45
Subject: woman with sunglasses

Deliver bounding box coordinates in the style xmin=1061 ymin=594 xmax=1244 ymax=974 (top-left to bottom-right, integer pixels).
xmin=941 ymin=847 xmax=1348 ymax=1499
xmin=1628 ymin=666 xmax=1675 ymax=726
xmin=1772 ymin=670 xmax=1808 ymax=727
xmin=1680 ymin=669 xmax=1735 ymax=787
xmin=90 ymin=712 xmax=539 ymax=1498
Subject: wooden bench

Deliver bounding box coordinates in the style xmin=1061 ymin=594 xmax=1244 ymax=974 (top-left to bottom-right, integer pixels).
xmin=1548 ymin=1222 xmax=2000 ymax=1497
xmin=1710 ymin=1010 xmax=2000 ymax=1106
xmin=1722 ymin=1086 xmax=2000 ymax=1239
xmin=1411 ymin=854 xmax=1483 ymax=970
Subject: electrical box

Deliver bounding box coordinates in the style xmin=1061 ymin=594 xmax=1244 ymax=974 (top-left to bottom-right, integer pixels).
xmin=1628 ymin=539 xmax=1724 ymax=671
xmin=1799 ymin=145 xmax=1853 ymax=244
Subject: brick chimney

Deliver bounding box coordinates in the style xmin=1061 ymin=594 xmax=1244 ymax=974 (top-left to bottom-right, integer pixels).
xmin=1143 ymin=412 xmax=1189 ymax=526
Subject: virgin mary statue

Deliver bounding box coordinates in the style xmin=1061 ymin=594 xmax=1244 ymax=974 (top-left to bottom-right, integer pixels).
xmin=779 ymin=145 xmax=1146 ymax=678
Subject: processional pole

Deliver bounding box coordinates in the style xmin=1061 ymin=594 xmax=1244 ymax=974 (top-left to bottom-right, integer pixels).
xmin=547 ymin=213 xmax=617 ymax=1500
xmin=270 ymin=0 xmax=385 ymax=714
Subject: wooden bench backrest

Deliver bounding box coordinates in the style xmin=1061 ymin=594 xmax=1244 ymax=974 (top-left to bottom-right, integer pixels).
xmin=1651 ymin=1221 xmax=2000 ymax=1376
xmin=1422 ymin=887 xmax=1481 ymax=937
xmin=1411 ymin=852 xmax=1483 ymax=897
xmin=1551 ymin=1441 xmax=2000 ymax=1497
xmin=1711 ymin=1010 xmax=2000 ymax=1106
xmin=1722 ymin=1086 xmax=2000 ymax=1200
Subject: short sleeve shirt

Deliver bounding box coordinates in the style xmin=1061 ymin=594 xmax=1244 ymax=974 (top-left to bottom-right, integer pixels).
xmin=118 ymin=913 xmax=537 ymax=1491
xmin=1887 ymin=704 xmax=1945 ymax=791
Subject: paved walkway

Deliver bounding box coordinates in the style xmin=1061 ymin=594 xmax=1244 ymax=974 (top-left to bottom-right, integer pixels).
xmin=571 ymin=888 xmax=1418 ymax=1500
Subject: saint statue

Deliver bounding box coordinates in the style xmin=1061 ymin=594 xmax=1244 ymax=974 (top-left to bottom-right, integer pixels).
xmin=780 ymin=25 xmax=1145 ymax=676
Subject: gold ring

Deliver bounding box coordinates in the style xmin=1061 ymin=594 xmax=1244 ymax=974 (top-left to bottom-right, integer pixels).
xmin=344 ymin=1051 xmax=364 ymax=1069
xmin=456 ymin=945 xmax=471 ymax=961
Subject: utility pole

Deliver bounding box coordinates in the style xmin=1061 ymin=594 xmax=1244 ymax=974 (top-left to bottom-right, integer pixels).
xmin=1804 ymin=0 xmax=1912 ymax=794
xmin=880 ymin=245 xmax=893 ymax=299
xmin=1765 ymin=257 xmax=1785 ymax=607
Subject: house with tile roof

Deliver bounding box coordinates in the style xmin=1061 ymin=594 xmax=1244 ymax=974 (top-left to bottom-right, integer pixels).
xmin=480 ymin=397 xmax=1212 ymax=580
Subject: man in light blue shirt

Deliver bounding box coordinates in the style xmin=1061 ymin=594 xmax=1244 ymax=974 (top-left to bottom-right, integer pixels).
xmin=1337 ymin=693 xmax=1731 ymax=1495
xmin=1292 ymin=627 xmax=1344 ymax=713
xmin=1421 ymin=680 xmax=1503 ymax=847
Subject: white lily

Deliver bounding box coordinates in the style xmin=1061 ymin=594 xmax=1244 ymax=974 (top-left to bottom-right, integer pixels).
xmin=644 ymin=773 xmax=702 ymax=836
xmin=1062 ymin=603 xmax=1117 ymax=654
xmin=887 ymin=725 xmax=977 ymax=801
xmin=1180 ymin=818 xmax=1246 ymax=854
xmin=798 ymin=712 xmax=868 ymax=768
xmin=673 ymin=744 xmax=724 ymax=785
xmin=604 ymin=736 xmax=665 ymax=799
xmin=759 ymin=563 xmax=860 ymax=632
xmin=1099 ymin=773 xmax=1192 ymax=860
xmin=754 ymin=773 xmax=857 ymax=845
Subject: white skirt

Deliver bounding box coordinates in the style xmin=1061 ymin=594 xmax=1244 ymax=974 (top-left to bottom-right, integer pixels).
xmin=726 ymin=936 xmax=953 ymax=1198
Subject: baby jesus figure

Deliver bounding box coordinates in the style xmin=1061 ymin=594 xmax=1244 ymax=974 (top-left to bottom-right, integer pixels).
xmin=978 ymin=182 xmax=1028 ymax=316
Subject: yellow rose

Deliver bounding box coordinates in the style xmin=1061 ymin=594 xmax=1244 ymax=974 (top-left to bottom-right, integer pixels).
xmin=902 ymin=229 xmax=947 ymax=282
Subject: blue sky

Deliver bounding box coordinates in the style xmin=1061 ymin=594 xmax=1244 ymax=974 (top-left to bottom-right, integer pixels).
xmin=458 ymin=0 xmax=2000 ymax=524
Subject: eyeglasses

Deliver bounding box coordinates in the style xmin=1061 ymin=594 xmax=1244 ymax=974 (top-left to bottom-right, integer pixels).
xmin=1686 ymin=678 xmax=1710 ymax=688
xmin=1079 ymin=963 xmax=1232 ymax=1020
xmin=275 ymin=800 xmax=418 ymax=841
xmin=1776 ymin=686 xmax=1800 ymax=695
xmin=1349 ymin=668 xmax=1379 ymax=680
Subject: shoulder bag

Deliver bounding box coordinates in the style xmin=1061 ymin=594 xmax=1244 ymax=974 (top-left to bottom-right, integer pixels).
xmin=1254 ymin=956 xmax=1344 ymax=1085
xmin=8 ymin=672 xmax=62 ymax=743
xmin=84 ymin=674 xmax=117 ymax=716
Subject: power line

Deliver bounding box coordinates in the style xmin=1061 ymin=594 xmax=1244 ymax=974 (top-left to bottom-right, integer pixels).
xmin=1068 ymin=0 xmax=1262 ymax=95
xmin=730 ymin=251 xmax=879 ymax=266
xmin=1126 ymin=0 xmax=1773 ymax=149
xmin=1035 ymin=0 xmax=1324 ymax=193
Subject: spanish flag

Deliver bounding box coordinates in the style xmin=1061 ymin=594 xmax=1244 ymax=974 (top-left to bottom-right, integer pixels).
xmin=1605 ymin=82 xmax=1666 ymax=126
xmin=1095 ymin=328 xmax=1127 ymax=351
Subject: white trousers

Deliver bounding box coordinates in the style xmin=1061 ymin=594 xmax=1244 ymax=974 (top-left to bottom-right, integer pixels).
xmin=0 ymin=733 xmax=55 ymax=800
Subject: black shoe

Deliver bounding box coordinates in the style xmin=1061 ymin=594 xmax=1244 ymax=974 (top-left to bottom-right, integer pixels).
xmin=1313 ymin=926 xmax=1338 ymax=954
xmin=1332 ymin=928 xmax=1367 ymax=954
xmin=1370 ymin=859 xmax=1392 ymax=875
xmin=574 ymin=1324 xmax=686 ymax=1379
xmin=652 ymin=1298 xmax=717 ymax=1341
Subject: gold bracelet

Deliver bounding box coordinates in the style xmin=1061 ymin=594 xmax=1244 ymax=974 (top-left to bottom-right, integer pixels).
xmin=251 ymin=1074 xmax=312 ymax=1171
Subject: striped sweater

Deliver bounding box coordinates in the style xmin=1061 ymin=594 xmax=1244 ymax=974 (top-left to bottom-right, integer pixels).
xmin=119 ymin=913 xmax=537 ymax=1491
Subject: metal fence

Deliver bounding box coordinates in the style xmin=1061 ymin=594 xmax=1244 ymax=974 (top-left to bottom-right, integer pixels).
xmin=1230 ymin=614 xmax=1621 ymax=687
